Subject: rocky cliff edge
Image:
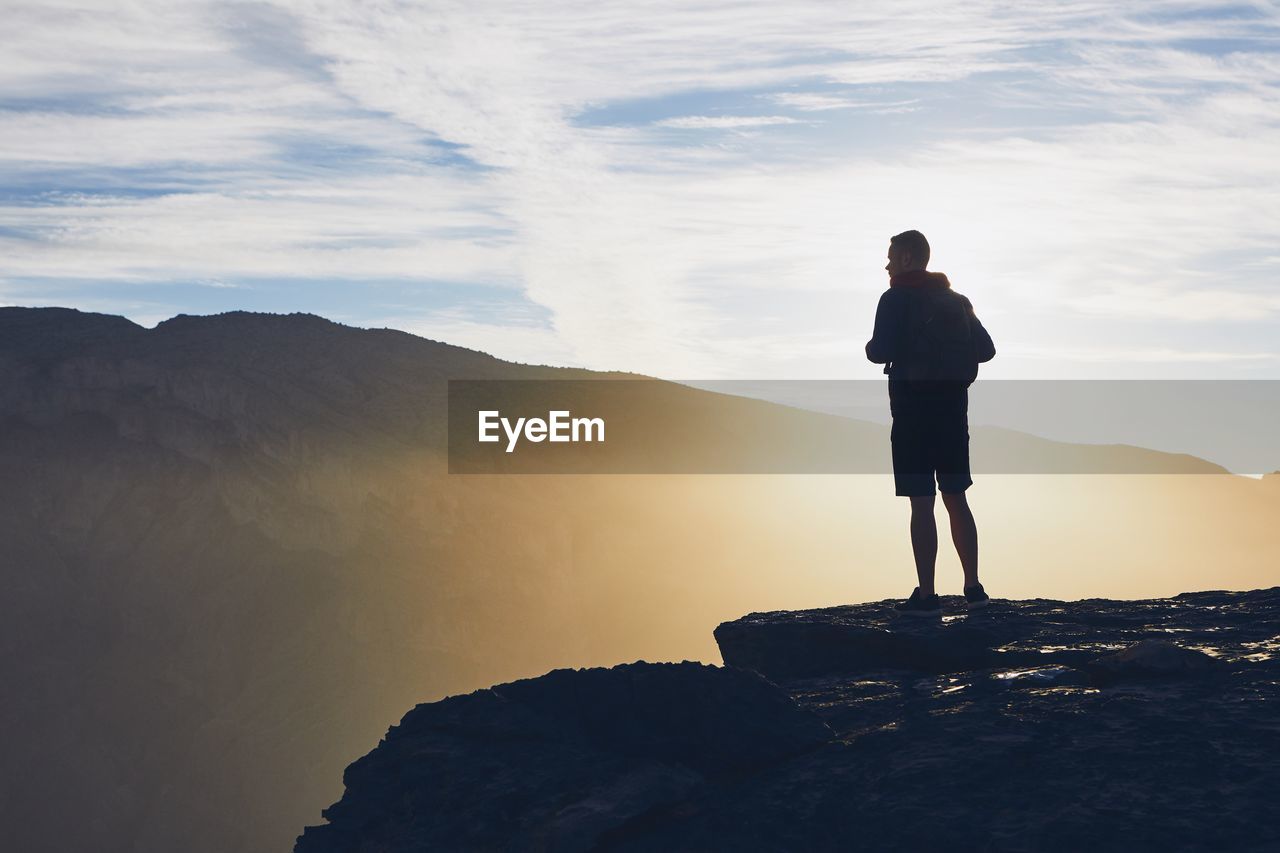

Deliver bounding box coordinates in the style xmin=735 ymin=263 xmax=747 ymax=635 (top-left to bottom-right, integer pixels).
xmin=296 ymin=587 xmax=1280 ymax=852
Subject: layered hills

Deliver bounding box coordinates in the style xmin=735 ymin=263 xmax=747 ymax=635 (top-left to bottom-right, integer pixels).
xmin=0 ymin=307 xmax=1275 ymax=852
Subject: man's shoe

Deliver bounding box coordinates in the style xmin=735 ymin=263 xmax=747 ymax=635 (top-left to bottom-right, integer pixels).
xmin=894 ymin=587 xmax=941 ymax=617
xmin=963 ymin=582 xmax=990 ymax=609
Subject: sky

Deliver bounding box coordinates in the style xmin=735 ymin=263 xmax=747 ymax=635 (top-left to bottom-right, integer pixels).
xmin=2 ymin=0 xmax=1280 ymax=380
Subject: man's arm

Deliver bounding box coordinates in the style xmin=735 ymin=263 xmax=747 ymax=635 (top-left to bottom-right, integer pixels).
xmin=961 ymin=295 xmax=996 ymax=363
xmin=865 ymin=289 xmax=905 ymax=365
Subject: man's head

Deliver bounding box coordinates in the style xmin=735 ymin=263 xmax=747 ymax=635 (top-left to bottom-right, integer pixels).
xmin=886 ymin=230 xmax=930 ymax=277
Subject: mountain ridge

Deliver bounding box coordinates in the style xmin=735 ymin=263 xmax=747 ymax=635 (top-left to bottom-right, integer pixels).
xmin=1 ymin=305 xmax=1274 ymax=853
xmin=0 ymin=306 xmax=1237 ymax=475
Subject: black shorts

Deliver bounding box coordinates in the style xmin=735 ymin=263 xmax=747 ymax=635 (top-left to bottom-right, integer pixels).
xmin=890 ymin=409 xmax=972 ymax=496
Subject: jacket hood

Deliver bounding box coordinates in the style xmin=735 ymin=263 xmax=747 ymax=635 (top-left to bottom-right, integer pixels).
xmin=889 ymin=269 xmax=951 ymax=289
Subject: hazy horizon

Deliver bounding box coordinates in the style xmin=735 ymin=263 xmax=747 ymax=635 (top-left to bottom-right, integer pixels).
xmin=11 ymin=303 xmax=1277 ymax=475
xmin=2 ymin=298 xmax=1277 ymax=853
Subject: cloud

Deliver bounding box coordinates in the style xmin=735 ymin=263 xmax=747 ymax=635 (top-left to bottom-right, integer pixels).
xmin=2 ymin=0 xmax=1279 ymax=379
xmin=653 ymin=115 xmax=805 ymax=128
xmin=1005 ymin=343 xmax=1277 ymax=363
xmin=763 ymin=92 xmax=920 ymax=112
xmin=0 ymin=173 xmax=519 ymax=283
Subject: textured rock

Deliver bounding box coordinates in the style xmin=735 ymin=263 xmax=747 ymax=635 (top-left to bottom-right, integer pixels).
xmin=1088 ymin=637 xmax=1219 ymax=683
xmin=302 ymin=588 xmax=1280 ymax=852
xmin=714 ymin=609 xmax=1017 ymax=677
xmin=714 ymin=592 xmax=1256 ymax=681
xmin=656 ymin=588 xmax=1280 ymax=851
xmin=295 ymin=661 xmax=830 ymax=852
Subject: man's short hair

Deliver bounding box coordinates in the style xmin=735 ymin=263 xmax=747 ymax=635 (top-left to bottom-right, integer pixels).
xmin=890 ymin=230 xmax=930 ymax=267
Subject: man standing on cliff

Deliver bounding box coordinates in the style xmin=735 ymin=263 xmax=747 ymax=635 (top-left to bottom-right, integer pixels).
xmin=865 ymin=230 xmax=996 ymax=616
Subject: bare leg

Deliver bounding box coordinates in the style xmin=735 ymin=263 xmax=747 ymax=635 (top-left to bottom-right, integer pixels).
xmin=908 ymin=495 xmax=937 ymax=596
xmin=941 ymin=491 xmax=979 ymax=588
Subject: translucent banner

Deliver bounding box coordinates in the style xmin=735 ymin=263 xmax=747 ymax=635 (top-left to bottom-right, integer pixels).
xmin=447 ymin=379 xmax=1280 ymax=475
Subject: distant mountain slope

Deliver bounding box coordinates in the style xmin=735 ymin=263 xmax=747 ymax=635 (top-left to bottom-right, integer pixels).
xmin=0 ymin=307 xmax=1270 ymax=853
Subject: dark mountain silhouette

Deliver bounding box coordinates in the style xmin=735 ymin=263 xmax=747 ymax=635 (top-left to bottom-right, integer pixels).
xmin=297 ymin=588 xmax=1280 ymax=852
xmin=1 ymin=307 xmax=1276 ymax=853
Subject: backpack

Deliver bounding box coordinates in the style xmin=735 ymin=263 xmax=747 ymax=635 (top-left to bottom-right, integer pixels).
xmin=900 ymin=288 xmax=980 ymax=387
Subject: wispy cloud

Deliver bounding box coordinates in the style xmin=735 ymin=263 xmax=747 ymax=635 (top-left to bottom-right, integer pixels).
xmin=1006 ymin=343 xmax=1278 ymax=363
xmin=2 ymin=1 xmax=1279 ymax=377
xmin=654 ymin=115 xmax=805 ymax=128
xmin=763 ymin=92 xmax=920 ymax=112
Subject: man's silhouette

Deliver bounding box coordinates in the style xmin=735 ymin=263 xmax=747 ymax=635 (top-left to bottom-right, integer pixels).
xmin=866 ymin=230 xmax=996 ymax=616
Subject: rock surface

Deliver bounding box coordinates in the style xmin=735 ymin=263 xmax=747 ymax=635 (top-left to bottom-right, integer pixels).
xmin=714 ymin=590 xmax=1248 ymax=683
xmin=294 ymin=661 xmax=830 ymax=852
xmin=300 ymin=588 xmax=1280 ymax=852
xmin=1088 ymin=637 xmax=1218 ymax=683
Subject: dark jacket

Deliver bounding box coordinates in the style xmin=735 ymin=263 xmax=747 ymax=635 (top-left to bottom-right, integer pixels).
xmin=865 ymin=269 xmax=996 ymax=416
